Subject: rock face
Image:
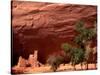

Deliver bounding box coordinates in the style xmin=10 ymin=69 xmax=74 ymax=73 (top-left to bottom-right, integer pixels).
xmin=11 ymin=1 xmax=97 ymax=66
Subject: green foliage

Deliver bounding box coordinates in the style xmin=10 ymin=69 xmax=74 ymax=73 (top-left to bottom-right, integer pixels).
xmin=47 ymin=55 xmax=64 ymax=72
xmin=75 ymin=21 xmax=85 ymax=33
xmin=60 ymin=20 xmax=97 ymax=70
xmin=61 ymin=43 xmax=72 ymax=53
xmin=74 ymin=21 xmax=97 ymax=45
xmin=71 ymin=48 xmax=84 ymax=65
xmin=74 ymin=20 xmax=97 ymax=69
xmin=74 ymin=35 xmax=83 ymax=45
xmin=61 ymin=42 xmax=84 ymax=69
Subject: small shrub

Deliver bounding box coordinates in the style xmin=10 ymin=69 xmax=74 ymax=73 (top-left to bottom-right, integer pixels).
xmin=61 ymin=43 xmax=72 ymax=53
xmin=47 ymin=55 xmax=64 ymax=72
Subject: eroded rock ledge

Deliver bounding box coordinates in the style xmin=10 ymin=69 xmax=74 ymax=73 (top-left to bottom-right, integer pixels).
xmin=12 ymin=1 xmax=97 ymax=66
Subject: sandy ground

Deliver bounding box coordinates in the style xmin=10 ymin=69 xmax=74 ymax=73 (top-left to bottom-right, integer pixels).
xmin=12 ymin=63 xmax=97 ymax=74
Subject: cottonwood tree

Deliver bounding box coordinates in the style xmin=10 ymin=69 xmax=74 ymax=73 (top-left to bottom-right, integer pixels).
xmin=71 ymin=48 xmax=84 ymax=70
xmin=61 ymin=43 xmax=84 ymax=70
xmin=74 ymin=21 xmax=97 ymax=70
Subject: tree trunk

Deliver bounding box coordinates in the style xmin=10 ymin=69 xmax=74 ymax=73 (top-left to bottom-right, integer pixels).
xmin=80 ymin=63 xmax=83 ymax=70
xmin=52 ymin=66 xmax=57 ymax=72
xmin=86 ymin=63 xmax=88 ymax=70
xmin=94 ymin=63 xmax=97 ymax=69
xmin=73 ymin=64 xmax=76 ymax=70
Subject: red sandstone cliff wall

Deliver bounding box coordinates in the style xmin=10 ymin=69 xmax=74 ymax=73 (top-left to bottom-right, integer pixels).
xmin=11 ymin=1 xmax=97 ymax=65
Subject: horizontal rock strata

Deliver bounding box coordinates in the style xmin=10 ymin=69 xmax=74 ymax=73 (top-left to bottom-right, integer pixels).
xmin=11 ymin=1 xmax=97 ymax=66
